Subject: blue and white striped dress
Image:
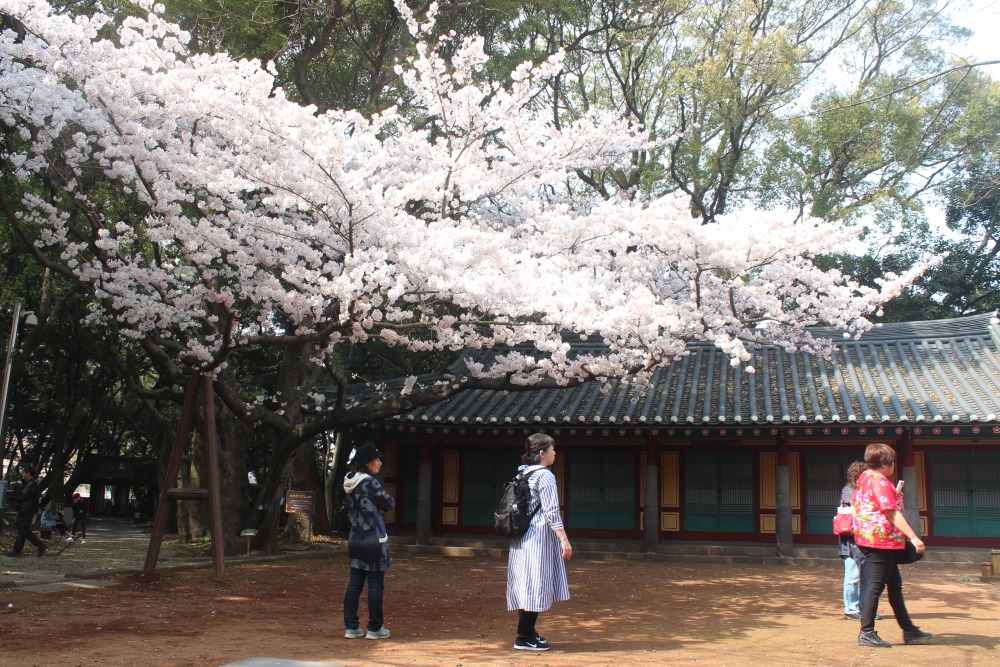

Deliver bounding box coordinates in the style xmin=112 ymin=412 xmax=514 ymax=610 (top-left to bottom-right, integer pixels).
xmin=506 ymin=464 xmax=570 ymax=612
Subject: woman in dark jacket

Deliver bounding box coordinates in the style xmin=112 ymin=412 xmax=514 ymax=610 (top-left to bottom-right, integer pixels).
xmin=342 ymin=444 xmax=395 ymax=640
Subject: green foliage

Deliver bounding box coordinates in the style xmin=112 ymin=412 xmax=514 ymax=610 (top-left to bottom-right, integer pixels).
xmin=818 ymin=75 xmax=1000 ymax=323
xmin=160 ymin=0 xmax=288 ymax=60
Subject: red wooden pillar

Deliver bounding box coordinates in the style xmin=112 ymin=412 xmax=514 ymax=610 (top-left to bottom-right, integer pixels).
xmin=775 ymin=430 xmax=793 ymax=557
xmin=896 ymin=430 xmax=920 ymax=535
xmin=643 ymin=438 xmax=661 ymax=553
xmin=416 ymin=441 xmax=433 ymax=545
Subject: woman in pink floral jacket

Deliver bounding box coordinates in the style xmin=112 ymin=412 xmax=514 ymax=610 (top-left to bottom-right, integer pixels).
xmin=851 ymin=442 xmax=932 ymax=648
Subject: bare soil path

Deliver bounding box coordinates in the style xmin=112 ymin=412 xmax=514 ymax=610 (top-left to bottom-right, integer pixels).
xmin=1 ymin=550 xmax=997 ymax=667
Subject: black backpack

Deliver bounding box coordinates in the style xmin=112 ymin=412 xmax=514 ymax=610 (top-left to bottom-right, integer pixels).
xmin=494 ymin=467 xmax=540 ymax=538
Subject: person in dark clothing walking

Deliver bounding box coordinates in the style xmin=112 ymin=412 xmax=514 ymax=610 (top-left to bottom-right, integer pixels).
xmin=8 ymin=466 xmax=46 ymax=557
xmin=70 ymin=492 xmax=89 ymax=543
xmin=342 ymin=444 xmax=395 ymax=640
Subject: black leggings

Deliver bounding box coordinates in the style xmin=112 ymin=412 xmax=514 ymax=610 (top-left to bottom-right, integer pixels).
xmin=516 ymin=610 xmax=538 ymax=638
xmin=859 ymin=546 xmax=916 ymax=633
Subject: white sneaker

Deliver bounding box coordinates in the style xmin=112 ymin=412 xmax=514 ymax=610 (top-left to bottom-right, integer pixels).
xmin=365 ymin=627 xmax=390 ymax=640
xmin=80 ymin=539 xmax=87 ymax=544
xmin=64 ymin=536 xmax=74 ymax=542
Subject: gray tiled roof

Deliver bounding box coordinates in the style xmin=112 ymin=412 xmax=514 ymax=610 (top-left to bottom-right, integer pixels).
xmin=386 ymin=312 xmax=1000 ymax=427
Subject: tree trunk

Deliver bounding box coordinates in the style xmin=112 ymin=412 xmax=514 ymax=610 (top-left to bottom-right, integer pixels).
xmin=154 ymin=427 xmax=178 ymax=535
xmin=188 ymin=437 xmax=210 ymax=539
xmin=251 ymin=435 xmax=309 ymax=554
xmin=218 ymin=407 xmax=252 ymax=554
xmin=47 ymin=453 xmax=66 ymax=511
xmin=288 ymin=440 xmax=331 ymax=536
xmin=177 ymin=455 xmax=192 ymax=543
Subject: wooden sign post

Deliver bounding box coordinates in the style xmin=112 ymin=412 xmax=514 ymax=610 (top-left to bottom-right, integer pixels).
xmin=285 ymin=490 xmax=316 ymax=544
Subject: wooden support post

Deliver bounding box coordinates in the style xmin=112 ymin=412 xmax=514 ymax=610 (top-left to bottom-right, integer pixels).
xmin=202 ymin=375 xmax=226 ymax=578
xmin=144 ymin=373 xmax=227 ymax=577
xmin=145 ymin=373 xmax=199 ymax=574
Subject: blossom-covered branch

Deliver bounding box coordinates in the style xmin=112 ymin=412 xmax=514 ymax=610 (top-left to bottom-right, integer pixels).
xmin=0 ymin=0 xmax=936 ymax=392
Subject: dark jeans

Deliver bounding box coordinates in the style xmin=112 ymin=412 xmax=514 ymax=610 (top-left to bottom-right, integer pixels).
xmin=13 ymin=512 xmax=45 ymax=554
xmin=344 ymin=567 xmax=385 ymax=632
xmin=859 ymin=546 xmax=916 ymax=633
xmin=71 ymin=517 xmax=87 ymax=538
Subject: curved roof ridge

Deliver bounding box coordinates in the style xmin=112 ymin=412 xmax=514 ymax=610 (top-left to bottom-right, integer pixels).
xmin=372 ymin=311 xmax=1000 ymax=427
xmin=807 ymin=311 xmax=998 ymax=342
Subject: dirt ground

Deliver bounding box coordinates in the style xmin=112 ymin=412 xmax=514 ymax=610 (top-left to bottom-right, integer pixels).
xmin=0 ymin=551 xmax=997 ymax=667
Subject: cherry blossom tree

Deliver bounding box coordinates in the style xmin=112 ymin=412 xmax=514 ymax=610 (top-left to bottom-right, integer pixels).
xmin=0 ymin=0 xmax=933 ymax=547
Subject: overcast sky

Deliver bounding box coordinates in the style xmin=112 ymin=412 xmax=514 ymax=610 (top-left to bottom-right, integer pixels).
xmin=956 ymin=1 xmax=999 ymax=76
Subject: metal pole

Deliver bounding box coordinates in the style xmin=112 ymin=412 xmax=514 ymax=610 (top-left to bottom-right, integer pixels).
xmin=0 ymin=302 xmax=24 ymax=479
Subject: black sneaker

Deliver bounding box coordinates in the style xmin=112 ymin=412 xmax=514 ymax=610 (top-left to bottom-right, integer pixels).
xmin=533 ymin=634 xmax=550 ymax=649
xmin=514 ymin=637 xmax=550 ymax=651
xmin=858 ymin=630 xmax=892 ymax=648
xmin=845 ymin=613 xmax=861 ymax=621
xmin=903 ymin=628 xmax=933 ymax=645
xmin=37 ymin=544 xmax=47 ymax=557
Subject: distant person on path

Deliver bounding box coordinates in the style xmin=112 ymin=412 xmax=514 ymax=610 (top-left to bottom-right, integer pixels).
xmin=8 ymin=466 xmax=46 ymax=557
xmin=506 ymin=433 xmax=572 ymax=652
xmin=852 ymin=442 xmax=931 ymax=648
xmin=838 ymin=461 xmax=866 ymax=620
xmin=40 ymin=504 xmax=70 ymax=540
xmin=342 ymin=444 xmax=395 ymax=641
xmin=70 ymin=492 xmax=88 ymax=543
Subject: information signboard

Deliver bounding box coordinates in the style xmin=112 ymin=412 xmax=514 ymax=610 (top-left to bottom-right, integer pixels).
xmin=285 ymin=490 xmax=315 ymax=514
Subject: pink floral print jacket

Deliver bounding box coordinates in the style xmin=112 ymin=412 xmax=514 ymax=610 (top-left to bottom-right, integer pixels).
xmin=851 ymin=469 xmax=905 ymax=549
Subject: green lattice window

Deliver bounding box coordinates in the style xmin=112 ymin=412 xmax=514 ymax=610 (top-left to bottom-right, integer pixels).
xmin=804 ymin=451 xmax=863 ymax=534
xmin=400 ymin=445 xmax=421 ymax=524
xmin=461 ymin=448 xmax=519 ymax=526
xmin=684 ymin=451 xmax=754 ymax=533
xmin=566 ymin=450 xmax=637 ymax=530
xmin=932 ymin=452 xmax=1000 ymax=538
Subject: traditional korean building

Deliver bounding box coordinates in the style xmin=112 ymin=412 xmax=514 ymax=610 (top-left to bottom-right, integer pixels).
xmin=354 ymin=313 xmax=1000 ymax=551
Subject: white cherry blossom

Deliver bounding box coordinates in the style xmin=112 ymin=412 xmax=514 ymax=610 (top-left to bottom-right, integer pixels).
xmin=0 ymin=0 xmax=936 ymax=391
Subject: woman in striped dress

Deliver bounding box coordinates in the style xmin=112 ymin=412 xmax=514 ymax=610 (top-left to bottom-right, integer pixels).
xmin=506 ymin=433 xmax=572 ymax=651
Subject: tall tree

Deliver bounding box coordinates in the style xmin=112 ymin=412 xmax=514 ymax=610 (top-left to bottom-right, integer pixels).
xmin=486 ymin=0 xmax=989 ymax=228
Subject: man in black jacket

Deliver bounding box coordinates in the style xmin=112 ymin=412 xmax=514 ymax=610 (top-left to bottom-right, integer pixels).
xmin=8 ymin=465 xmax=46 ymax=557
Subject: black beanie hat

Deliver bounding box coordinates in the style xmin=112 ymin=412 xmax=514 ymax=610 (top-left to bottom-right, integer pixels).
xmin=350 ymin=444 xmax=383 ymax=468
